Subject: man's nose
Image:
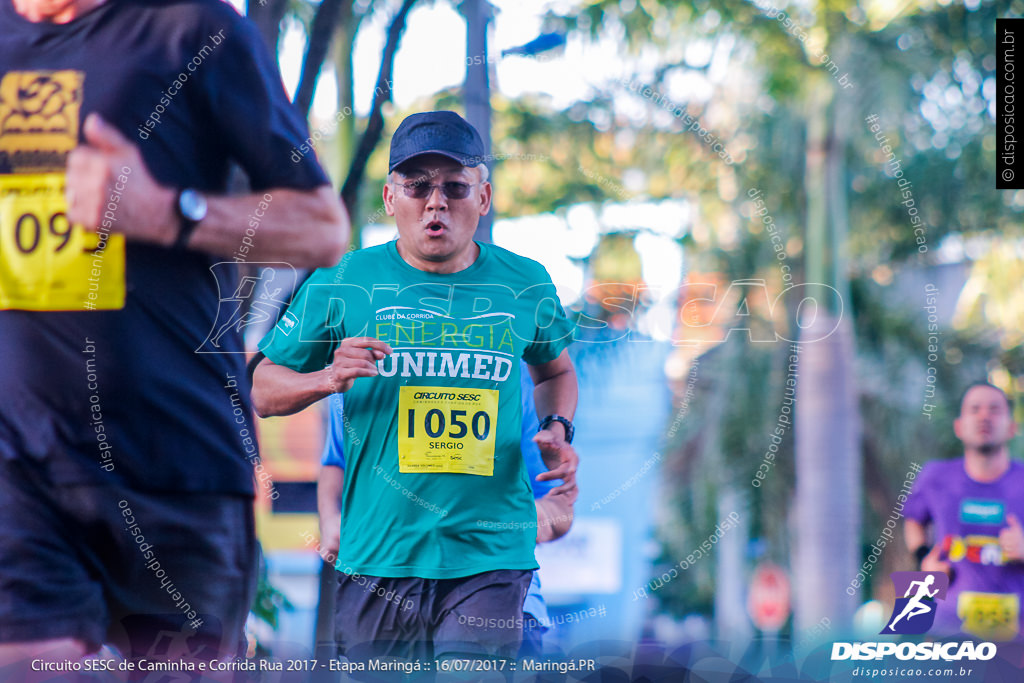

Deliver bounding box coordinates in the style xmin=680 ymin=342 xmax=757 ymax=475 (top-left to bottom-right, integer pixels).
xmin=425 ymin=185 xmax=447 ymax=211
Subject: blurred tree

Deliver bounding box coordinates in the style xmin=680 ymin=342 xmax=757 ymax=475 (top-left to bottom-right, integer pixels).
xmin=245 ymin=0 xmax=1023 ymax=635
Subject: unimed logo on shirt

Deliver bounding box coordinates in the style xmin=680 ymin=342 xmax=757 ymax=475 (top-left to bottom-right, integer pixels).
xmin=281 ymin=311 xmax=299 ymax=335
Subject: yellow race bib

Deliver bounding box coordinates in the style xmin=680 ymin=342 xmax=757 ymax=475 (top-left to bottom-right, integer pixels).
xmin=958 ymin=591 xmax=1020 ymax=641
xmin=0 ymin=172 xmax=125 ymax=311
xmin=398 ymin=386 xmax=498 ymax=475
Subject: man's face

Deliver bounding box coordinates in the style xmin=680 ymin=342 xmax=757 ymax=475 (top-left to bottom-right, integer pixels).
xmin=383 ymin=154 xmax=491 ymax=267
xmin=954 ymin=385 xmax=1017 ymax=453
xmin=13 ymin=0 xmax=97 ymax=22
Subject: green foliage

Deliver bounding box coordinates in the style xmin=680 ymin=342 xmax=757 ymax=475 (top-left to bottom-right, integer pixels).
xmin=542 ymin=0 xmax=1023 ymax=623
xmin=250 ymin=549 xmax=294 ymax=632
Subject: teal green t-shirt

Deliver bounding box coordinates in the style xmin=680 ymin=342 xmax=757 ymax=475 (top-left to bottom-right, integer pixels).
xmin=259 ymin=241 xmax=574 ymax=578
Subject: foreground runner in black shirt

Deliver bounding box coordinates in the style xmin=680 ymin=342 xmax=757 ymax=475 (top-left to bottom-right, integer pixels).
xmin=0 ymin=0 xmax=348 ymax=675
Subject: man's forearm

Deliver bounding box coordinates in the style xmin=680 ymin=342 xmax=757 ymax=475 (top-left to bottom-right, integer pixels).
xmin=64 ymin=114 xmax=348 ymax=266
xmin=317 ymin=465 xmax=344 ymax=560
xmin=532 ymin=358 xmax=581 ymax=454
xmin=252 ymin=359 xmax=334 ymax=417
xmin=536 ymin=492 xmax=574 ymax=543
xmin=533 ymin=361 xmax=578 ymax=469
xmin=318 ymin=466 xmax=345 ymax=524
xmin=188 ymin=186 xmax=349 ymax=267
xmin=534 ymin=369 xmax=577 ymax=416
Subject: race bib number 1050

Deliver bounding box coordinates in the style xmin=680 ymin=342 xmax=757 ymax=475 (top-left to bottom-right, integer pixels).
xmin=0 ymin=173 xmax=125 ymax=311
xmin=398 ymin=386 xmax=498 ymax=476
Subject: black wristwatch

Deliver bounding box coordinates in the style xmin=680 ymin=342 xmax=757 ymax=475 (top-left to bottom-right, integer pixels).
xmin=173 ymin=188 xmax=207 ymax=249
xmin=538 ymin=415 xmax=574 ymax=444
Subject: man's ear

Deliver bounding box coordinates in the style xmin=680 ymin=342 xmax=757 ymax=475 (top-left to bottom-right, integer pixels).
xmin=383 ymin=182 xmax=396 ymax=217
xmin=478 ymin=181 xmax=492 ymax=217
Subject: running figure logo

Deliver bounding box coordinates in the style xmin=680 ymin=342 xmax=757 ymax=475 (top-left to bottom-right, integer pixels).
xmin=881 ymin=571 xmax=949 ymax=635
xmin=198 ymin=263 xmax=294 ymax=353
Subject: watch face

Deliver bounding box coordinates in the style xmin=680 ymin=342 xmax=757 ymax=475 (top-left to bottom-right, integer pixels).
xmin=179 ymin=189 xmax=208 ymax=222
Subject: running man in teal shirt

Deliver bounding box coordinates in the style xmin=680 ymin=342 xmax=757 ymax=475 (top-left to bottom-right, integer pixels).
xmin=252 ymin=111 xmax=578 ymax=664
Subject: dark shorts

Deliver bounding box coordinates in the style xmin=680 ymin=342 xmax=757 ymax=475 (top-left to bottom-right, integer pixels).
xmin=519 ymin=612 xmax=547 ymax=658
xmin=334 ymin=569 xmax=532 ymax=662
xmin=0 ymin=457 xmax=257 ymax=662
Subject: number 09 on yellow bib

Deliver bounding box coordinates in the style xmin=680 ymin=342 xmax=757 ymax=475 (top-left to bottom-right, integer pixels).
xmin=0 ymin=173 xmax=125 ymax=311
xmin=398 ymin=386 xmax=499 ymax=476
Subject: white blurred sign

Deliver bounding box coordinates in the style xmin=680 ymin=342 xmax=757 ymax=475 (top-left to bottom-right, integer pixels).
xmin=535 ymin=517 xmax=622 ymax=594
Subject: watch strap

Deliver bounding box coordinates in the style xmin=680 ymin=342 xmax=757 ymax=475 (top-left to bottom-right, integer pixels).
xmin=173 ymin=215 xmax=200 ymax=250
xmin=538 ymin=414 xmax=574 ymax=444
xmin=173 ymin=189 xmax=202 ymax=250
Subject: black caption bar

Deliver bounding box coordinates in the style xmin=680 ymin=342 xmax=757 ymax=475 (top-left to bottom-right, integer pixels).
xmin=998 ymin=18 xmax=1024 ymax=189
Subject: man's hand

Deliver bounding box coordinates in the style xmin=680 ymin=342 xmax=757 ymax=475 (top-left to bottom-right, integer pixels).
xmin=921 ymin=545 xmax=952 ymax=576
xmin=1000 ymin=514 xmax=1024 ymax=562
xmin=66 ymin=113 xmax=176 ymax=245
xmin=327 ymin=337 xmax=392 ymax=394
xmin=533 ymin=433 xmax=578 ymax=497
xmin=251 ymin=339 xmax=391 ymax=417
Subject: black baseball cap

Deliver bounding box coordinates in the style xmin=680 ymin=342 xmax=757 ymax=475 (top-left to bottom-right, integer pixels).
xmin=388 ymin=111 xmax=486 ymax=173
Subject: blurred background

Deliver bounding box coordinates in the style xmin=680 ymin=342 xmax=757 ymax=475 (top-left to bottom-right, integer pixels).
xmin=229 ymin=0 xmax=1023 ymax=669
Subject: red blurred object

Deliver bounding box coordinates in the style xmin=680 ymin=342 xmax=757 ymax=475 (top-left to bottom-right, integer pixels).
xmin=748 ymin=562 xmax=792 ymax=632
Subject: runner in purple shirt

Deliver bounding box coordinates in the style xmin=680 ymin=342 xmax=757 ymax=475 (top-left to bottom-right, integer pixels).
xmin=904 ymin=382 xmax=1024 ymax=640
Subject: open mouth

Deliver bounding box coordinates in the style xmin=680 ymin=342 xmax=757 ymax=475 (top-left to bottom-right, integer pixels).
xmin=425 ymin=220 xmax=447 ymax=236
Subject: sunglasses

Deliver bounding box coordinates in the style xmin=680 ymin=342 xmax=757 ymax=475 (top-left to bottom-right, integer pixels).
xmin=395 ymin=180 xmax=479 ymax=200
